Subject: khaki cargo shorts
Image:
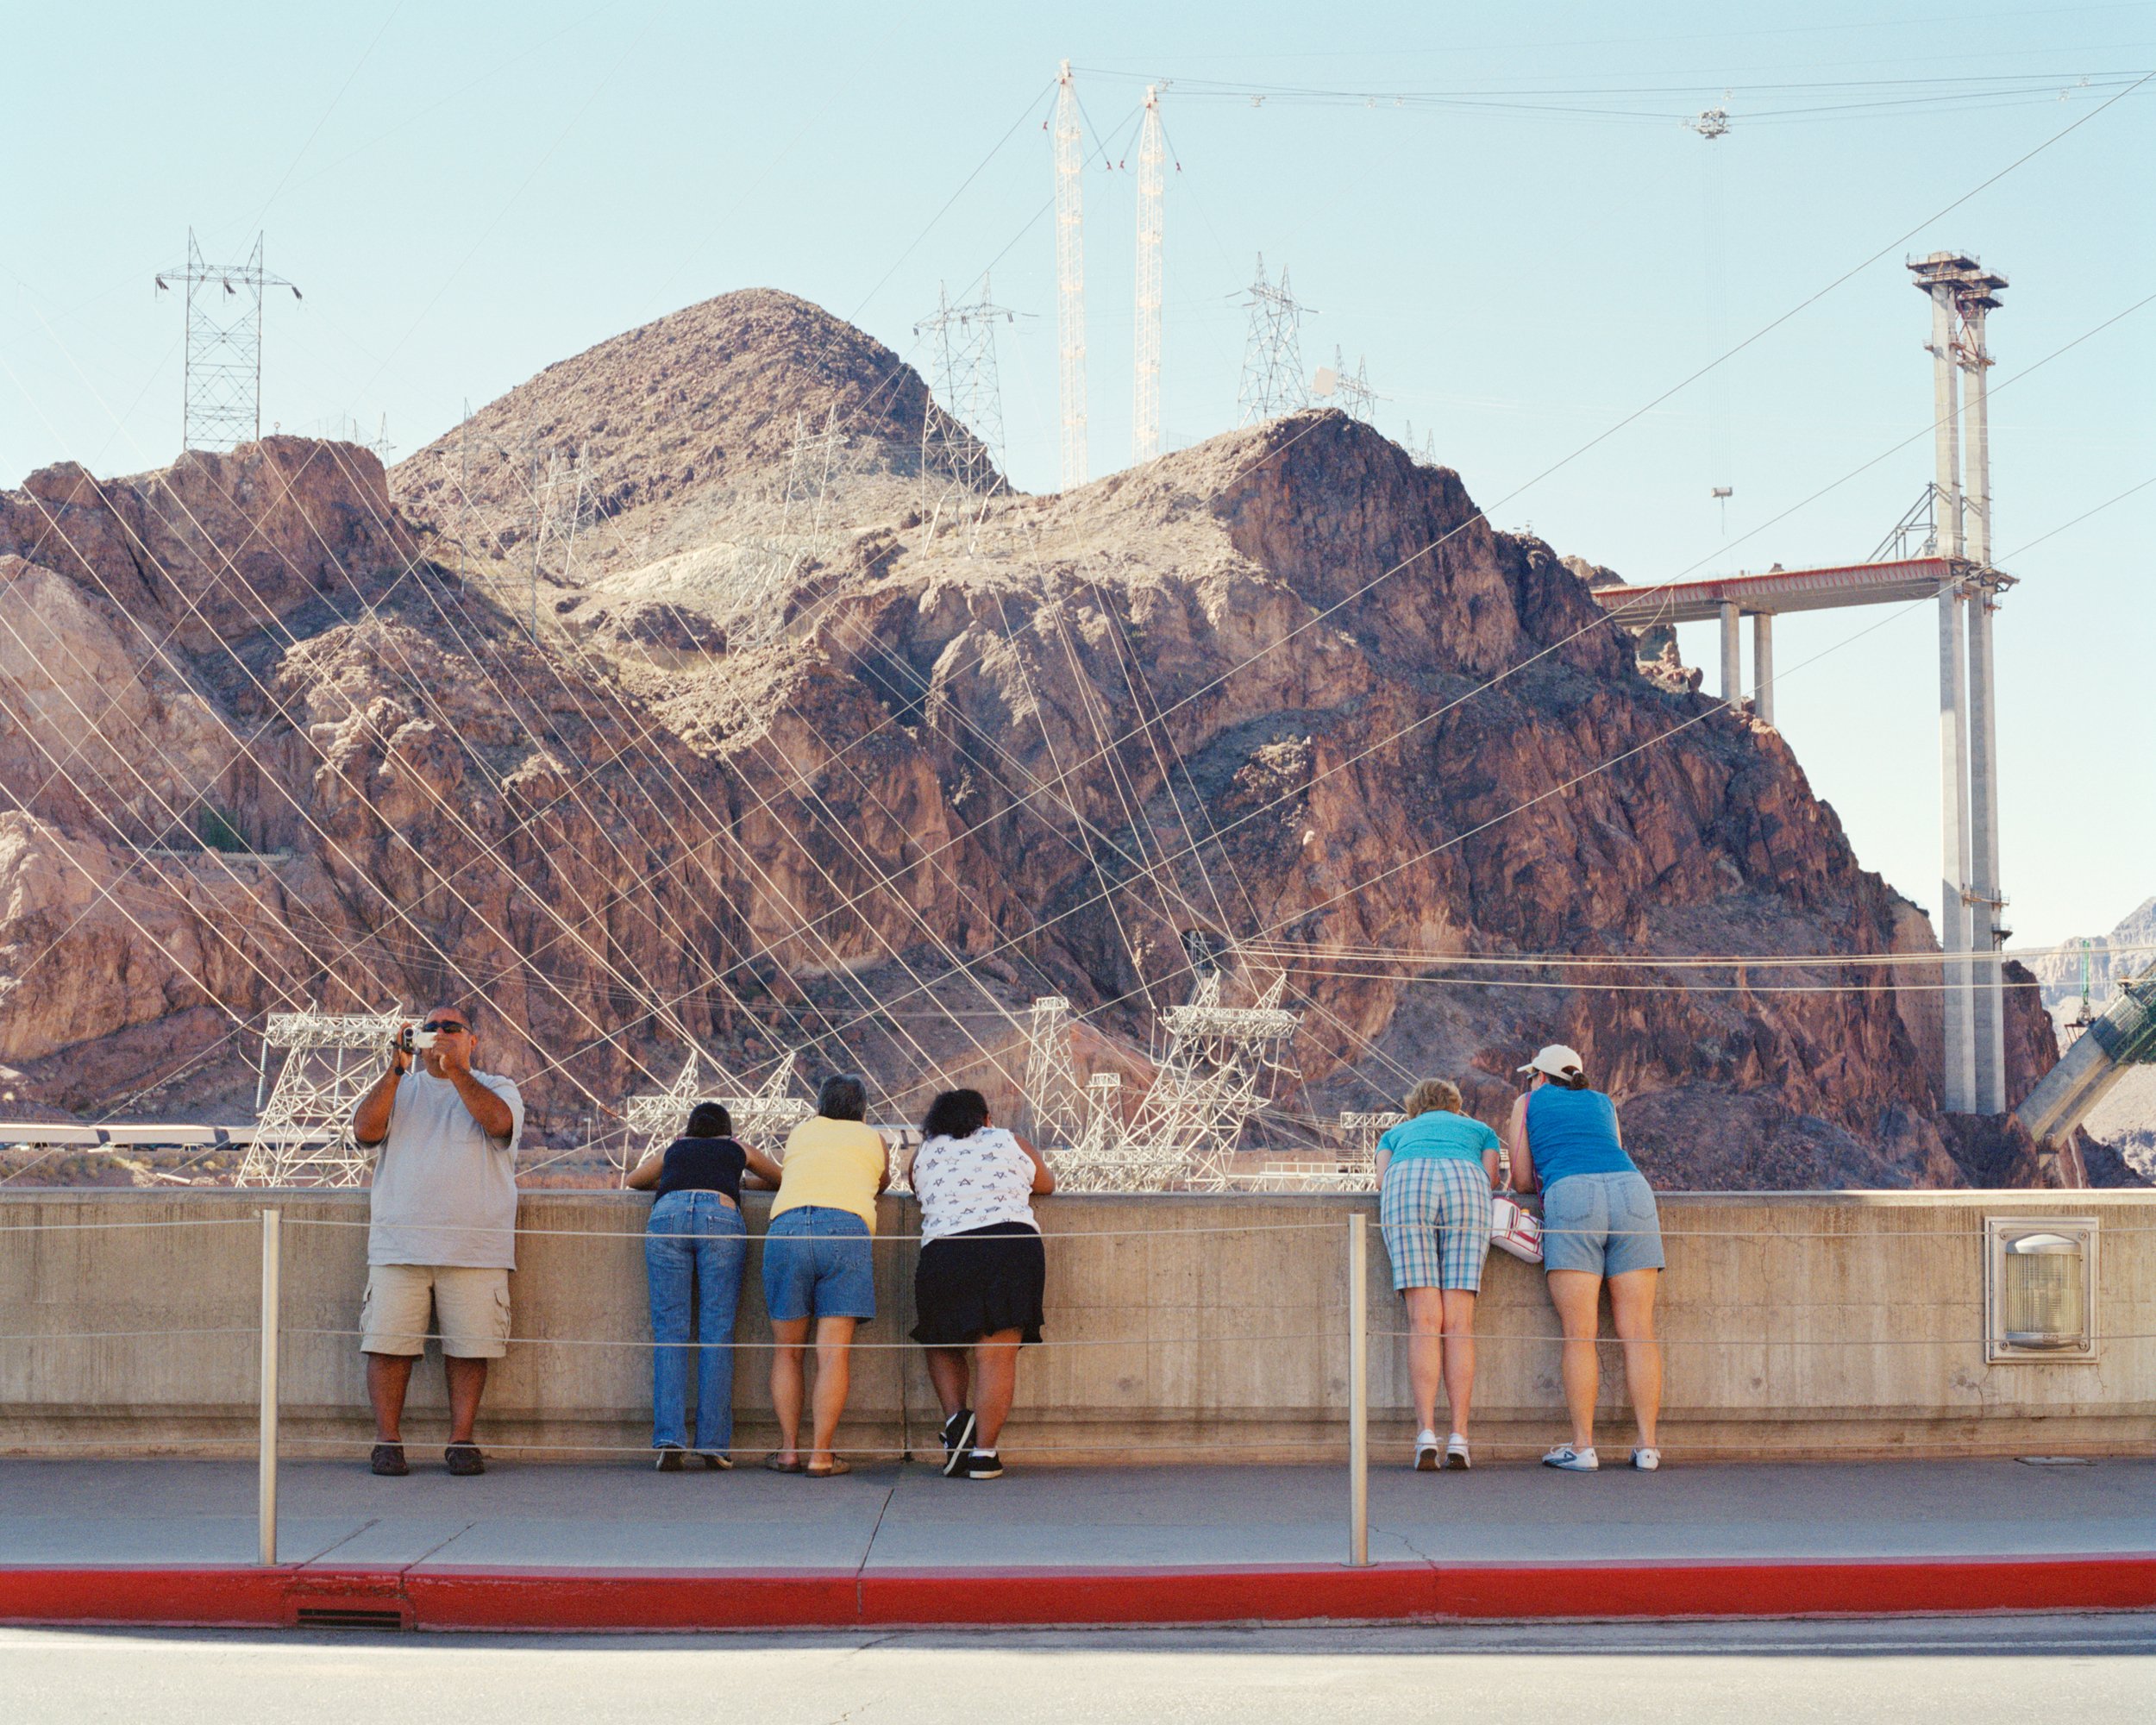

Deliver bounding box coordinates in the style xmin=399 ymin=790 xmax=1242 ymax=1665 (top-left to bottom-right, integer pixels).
xmin=360 ymin=1264 xmax=511 ymax=1359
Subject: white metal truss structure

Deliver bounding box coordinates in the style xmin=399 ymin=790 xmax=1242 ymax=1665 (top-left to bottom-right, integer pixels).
xmin=235 ymin=1009 xmax=407 ymax=1188
xmin=1238 ymin=1111 xmax=1397 ymax=1193
xmin=154 ymin=230 xmax=301 ymax=453
xmin=536 ymin=443 xmax=592 ymax=583
xmin=1235 ymin=254 xmax=1311 ymax=425
xmin=1123 ymin=973 xmax=1302 ymax=1192
xmin=1032 ymin=975 xmax=1303 ymax=1192
xmin=729 ymin=407 xmax=843 ymax=647
xmin=617 ymin=1049 xmax=812 ymax=1183
xmin=1054 ymin=60 xmax=1089 ymax=491
xmin=1021 ymin=996 xmax=1087 ymax=1149
xmin=1313 ymin=347 xmax=1377 ymax=423
xmin=1054 ymin=1070 xmax=1189 ymax=1195
xmin=917 ymin=280 xmax=1014 ymax=543
xmin=1131 ymin=85 xmax=1166 ymax=464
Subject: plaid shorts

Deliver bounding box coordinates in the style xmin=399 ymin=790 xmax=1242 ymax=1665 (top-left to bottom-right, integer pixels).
xmin=1380 ymin=1156 xmax=1493 ymax=1292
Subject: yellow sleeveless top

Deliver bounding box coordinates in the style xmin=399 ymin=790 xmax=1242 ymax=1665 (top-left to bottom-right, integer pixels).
xmin=769 ymin=1116 xmax=887 ymax=1232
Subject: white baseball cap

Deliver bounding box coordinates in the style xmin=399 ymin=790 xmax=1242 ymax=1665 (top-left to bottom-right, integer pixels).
xmin=1517 ymin=1044 xmax=1586 ymax=1082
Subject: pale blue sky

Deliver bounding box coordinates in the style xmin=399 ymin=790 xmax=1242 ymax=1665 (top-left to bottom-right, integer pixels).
xmin=5 ymin=1 xmax=2153 ymax=947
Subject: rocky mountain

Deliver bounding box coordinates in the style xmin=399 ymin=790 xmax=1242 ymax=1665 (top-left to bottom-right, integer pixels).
xmin=0 ymin=288 xmax=2078 ymax=1188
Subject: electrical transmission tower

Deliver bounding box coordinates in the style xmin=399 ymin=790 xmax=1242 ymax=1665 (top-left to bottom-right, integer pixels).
xmin=1020 ymin=996 xmax=1088 ymax=1147
xmin=1235 ymin=254 xmax=1312 ymax=424
xmin=1313 ymin=348 xmax=1378 ymax=423
xmin=728 ymin=406 xmax=843 ymax=645
xmin=155 ymin=230 xmax=302 ymax=454
xmin=1054 ymin=60 xmax=1089 ymax=490
xmin=1131 ymin=85 xmax=1167 ymax=464
xmin=1037 ymin=974 xmax=1302 ymax=1193
xmin=618 ymin=1048 xmax=811 ymax=1184
xmin=916 ymin=279 xmax=1014 ymax=534
xmin=235 ymin=1009 xmax=407 ymax=1188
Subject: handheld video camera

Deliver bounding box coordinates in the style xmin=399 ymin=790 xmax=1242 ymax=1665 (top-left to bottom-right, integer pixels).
xmin=398 ymin=1026 xmax=438 ymax=1056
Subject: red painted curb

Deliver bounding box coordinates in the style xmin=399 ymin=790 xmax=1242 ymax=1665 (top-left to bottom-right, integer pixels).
xmin=2 ymin=1556 xmax=2152 ymax=1632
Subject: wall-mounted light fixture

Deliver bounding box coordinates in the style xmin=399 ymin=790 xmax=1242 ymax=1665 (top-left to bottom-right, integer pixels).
xmin=1985 ymin=1216 xmax=2099 ymax=1363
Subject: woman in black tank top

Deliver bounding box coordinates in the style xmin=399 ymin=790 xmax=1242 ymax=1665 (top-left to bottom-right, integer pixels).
xmin=626 ymin=1103 xmax=782 ymax=1469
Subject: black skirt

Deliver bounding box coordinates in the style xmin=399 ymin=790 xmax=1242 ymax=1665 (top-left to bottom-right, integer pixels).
xmin=911 ymin=1222 xmax=1046 ymax=1346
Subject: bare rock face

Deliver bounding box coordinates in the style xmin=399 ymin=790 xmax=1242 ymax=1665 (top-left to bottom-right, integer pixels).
xmin=0 ymin=291 xmax=2068 ymax=1186
xmin=393 ymin=289 xmax=981 ymax=577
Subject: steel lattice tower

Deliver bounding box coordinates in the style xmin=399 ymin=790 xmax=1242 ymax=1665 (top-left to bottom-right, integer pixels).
xmin=1317 ymin=347 xmax=1378 ymax=423
xmin=235 ymin=1010 xmax=407 ymax=1188
xmin=619 ymin=1049 xmax=810 ymax=1185
xmin=1131 ymin=85 xmax=1166 ymax=464
xmin=916 ymin=279 xmax=1014 ymax=530
xmin=155 ymin=231 xmax=300 ymax=453
xmin=1235 ymin=254 xmax=1312 ymax=425
xmin=1054 ymin=61 xmax=1089 ymax=490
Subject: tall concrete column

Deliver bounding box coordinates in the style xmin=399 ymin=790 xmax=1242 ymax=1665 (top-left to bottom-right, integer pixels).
xmin=1719 ymin=601 xmax=1741 ymax=707
xmin=1962 ymin=292 xmax=2006 ymax=1113
xmin=1940 ymin=585 xmax=1974 ymax=1112
xmin=1927 ymin=276 xmax=1975 ymax=1113
xmin=1928 ymin=282 xmax=1965 ymax=560
xmin=1967 ymin=583 xmax=2005 ymax=1111
xmin=1752 ymin=612 xmax=1775 ymax=726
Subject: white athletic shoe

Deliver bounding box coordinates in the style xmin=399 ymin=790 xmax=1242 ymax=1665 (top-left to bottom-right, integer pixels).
xmin=1631 ymin=1446 xmax=1661 ymax=1472
xmin=1444 ymin=1433 xmax=1471 ymax=1471
xmin=1541 ymin=1443 xmax=1599 ymax=1471
xmin=1413 ymin=1428 xmax=1441 ymax=1471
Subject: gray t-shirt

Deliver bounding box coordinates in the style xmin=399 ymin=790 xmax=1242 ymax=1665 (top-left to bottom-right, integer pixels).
xmin=364 ymin=1067 xmax=524 ymax=1269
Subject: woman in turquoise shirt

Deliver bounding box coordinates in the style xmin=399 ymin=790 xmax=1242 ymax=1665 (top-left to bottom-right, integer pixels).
xmin=1508 ymin=1044 xmax=1664 ymax=1473
xmin=1376 ymin=1078 xmax=1501 ymax=1471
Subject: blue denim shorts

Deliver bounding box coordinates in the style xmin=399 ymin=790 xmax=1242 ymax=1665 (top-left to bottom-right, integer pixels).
xmin=1541 ymin=1170 xmax=1665 ymax=1277
xmin=761 ymin=1206 xmax=875 ymax=1321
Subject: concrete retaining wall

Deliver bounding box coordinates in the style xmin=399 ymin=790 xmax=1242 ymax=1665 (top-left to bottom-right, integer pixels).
xmin=3 ymin=1189 xmax=2153 ymax=1462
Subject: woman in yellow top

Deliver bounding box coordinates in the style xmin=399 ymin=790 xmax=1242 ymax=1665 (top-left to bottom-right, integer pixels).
xmin=761 ymin=1073 xmax=889 ymax=1477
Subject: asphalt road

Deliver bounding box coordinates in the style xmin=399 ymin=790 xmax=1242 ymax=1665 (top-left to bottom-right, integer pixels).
xmin=3 ymin=1615 xmax=2153 ymax=1722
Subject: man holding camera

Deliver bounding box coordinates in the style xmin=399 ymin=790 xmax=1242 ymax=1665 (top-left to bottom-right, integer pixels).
xmin=352 ymin=1003 xmax=523 ymax=1477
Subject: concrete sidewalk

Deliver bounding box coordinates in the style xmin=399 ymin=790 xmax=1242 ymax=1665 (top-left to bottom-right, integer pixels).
xmin=4 ymin=1457 xmax=2156 ymax=1569
xmin=3 ymin=1458 xmax=2154 ymax=1629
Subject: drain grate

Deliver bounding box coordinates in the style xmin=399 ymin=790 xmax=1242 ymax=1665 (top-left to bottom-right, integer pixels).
xmin=295 ymin=1606 xmax=409 ymax=1631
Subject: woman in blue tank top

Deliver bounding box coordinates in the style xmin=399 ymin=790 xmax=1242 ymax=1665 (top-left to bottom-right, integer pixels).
xmin=1508 ymin=1045 xmax=1664 ymax=1473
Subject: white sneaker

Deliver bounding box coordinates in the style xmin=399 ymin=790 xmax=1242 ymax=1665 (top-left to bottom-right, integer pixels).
xmin=1413 ymin=1428 xmax=1441 ymax=1471
xmin=1444 ymin=1433 xmax=1471 ymax=1471
xmin=1541 ymin=1443 xmax=1599 ymax=1471
xmin=1632 ymin=1446 xmax=1661 ymax=1471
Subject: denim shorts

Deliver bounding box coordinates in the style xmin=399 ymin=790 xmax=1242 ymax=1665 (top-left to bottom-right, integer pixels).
xmin=761 ymin=1205 xmax=876 ymax=1321
xmin=1540 ymin=1170 xmax=1665 ymax=1277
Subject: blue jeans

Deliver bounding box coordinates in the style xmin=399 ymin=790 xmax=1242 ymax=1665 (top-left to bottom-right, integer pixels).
xmin=644 ymin=1191 xmax=748 ymax=1452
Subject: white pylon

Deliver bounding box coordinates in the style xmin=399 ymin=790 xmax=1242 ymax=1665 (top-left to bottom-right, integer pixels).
xmin=1236 ymin=254 xmax=1311 ymax=426
xmin=1054 ymin=60 xmax=1088 ymax=491
xmin=1021 ymin=995 xmax=1087 ymax=1147
xmin=617 ymin=1047 xmax=812 ymax=1184
xmin=235 ymin=1009 xmax=410 ymax=1188
xmin=1131 ymin=85 xmax=1166 ymax=464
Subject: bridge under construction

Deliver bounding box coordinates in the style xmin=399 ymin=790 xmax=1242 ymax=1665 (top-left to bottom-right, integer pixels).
xmin=1592 ymin=251 xmax=2017 ymax=1122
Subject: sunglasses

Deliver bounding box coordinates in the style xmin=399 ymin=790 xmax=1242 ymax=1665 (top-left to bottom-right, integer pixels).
xmin=421 ymin=1020 xmax=469 ymax=1035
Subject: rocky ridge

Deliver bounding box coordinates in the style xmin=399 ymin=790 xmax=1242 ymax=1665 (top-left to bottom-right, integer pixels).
xmin=0 ymin=288 xmax=2074 ymax=1187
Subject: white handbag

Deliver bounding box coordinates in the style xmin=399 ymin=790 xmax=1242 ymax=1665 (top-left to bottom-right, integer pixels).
xmin=1490 ymin=1190 xmax=1544 ymax=1264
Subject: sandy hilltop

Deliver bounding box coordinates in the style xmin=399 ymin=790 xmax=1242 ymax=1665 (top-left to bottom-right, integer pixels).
xmin=0 ymin=287 xmax=2115 ymax=1189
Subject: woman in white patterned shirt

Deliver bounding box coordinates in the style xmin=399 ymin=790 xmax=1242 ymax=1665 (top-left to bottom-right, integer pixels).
xmin=906 ymin=1088 xmax=1055 ymax=1480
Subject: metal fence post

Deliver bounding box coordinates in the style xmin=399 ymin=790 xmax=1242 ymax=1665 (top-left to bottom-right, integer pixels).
xmin=1349 ymin=1208 xmax=1369 ymax=1567
xmin=258 ymin=1206 xmax=281 ymax=1568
